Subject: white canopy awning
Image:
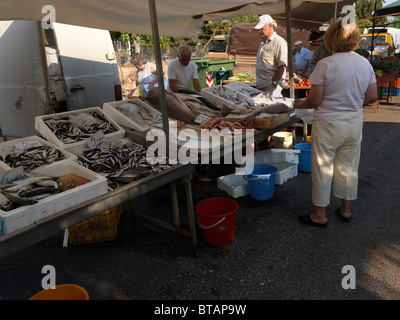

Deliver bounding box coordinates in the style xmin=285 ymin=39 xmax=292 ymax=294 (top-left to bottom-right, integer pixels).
xmin=0 ymin=0 xmax=354 ymax=37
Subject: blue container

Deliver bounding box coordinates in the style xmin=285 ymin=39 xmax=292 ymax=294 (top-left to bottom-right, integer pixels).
xmin=244 ymin=164 xmax=278 ymax=201
xmin=294 ymin=143 xmax=312 ymax=172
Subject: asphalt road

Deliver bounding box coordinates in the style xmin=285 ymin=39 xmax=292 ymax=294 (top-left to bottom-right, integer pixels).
xmin=0 ymin=98 xmax=399 ymax=303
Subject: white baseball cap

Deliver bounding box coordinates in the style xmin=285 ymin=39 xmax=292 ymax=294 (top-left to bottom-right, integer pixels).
xmin=254 ymin=15 xmax=273 ymax=29
xmin=294 ymin=40 xmax=303 ymax=46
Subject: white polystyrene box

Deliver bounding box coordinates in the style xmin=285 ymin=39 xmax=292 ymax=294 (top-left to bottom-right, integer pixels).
xmin=0 ymin=161 xmax=108 ymax=235
xmin=217 ymin=173 xmax=249 ymax=198
xmin=268 ymin=162 xmax=298 ymax=185
xmin=0 ymin=135 xmax=78 ymax=172
xmin=254 ymin=149 xmax=300 ymax=165
xmin=35 ymin=107 xmax=126 ymax=155
xmin=103 ymin=98 xmax=160 ymax=132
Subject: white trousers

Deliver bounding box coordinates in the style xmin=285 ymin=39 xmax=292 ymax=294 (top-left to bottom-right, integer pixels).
xmin=311 ymin=111 xmax=364 ymax=207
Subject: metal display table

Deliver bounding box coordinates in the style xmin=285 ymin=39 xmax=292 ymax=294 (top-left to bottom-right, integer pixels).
xmin=0 ymin=163 xmax=196 ymax=260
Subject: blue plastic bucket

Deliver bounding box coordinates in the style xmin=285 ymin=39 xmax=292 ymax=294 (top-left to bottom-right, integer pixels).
xmin=244 ymin=164 xmax=278 ymax=201
xmin=294 ymin=143 xmax=312 ymax=172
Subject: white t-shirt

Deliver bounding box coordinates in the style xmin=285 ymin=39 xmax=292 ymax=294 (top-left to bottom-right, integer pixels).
xmin=310 ymin=52 xmax=376 ymax=121
xmin=167 ymin=59 xmax=198 ymax=90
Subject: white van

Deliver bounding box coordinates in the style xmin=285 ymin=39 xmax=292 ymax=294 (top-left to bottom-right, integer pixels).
xmin=0 ymin=21 xmax=121 ymax=137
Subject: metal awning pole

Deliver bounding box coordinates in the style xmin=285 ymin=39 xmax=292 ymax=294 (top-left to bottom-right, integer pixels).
xmin=149 ymin=0 xmax=169 ymax=153
xmin=370 ymin=0 xmax=378 ymax=62
xmin=285 ymin=0 xmax=294 ymax=99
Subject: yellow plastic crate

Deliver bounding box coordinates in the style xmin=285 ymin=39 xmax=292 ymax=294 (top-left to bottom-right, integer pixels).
xmin=68 ymin=205 xmax=122 ymax=244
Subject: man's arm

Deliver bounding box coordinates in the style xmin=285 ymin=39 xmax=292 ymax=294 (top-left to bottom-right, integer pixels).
xmin=272 ymin=65 xmax=286 ymax=83
xmin=168 ymin=78 xmax=179 ymax=92
xmin=192 ymin=78 xmax=201 ymax=92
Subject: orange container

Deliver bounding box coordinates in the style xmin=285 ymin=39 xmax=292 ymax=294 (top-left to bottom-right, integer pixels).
xmin=29 ymin=284 xmax=89 ymax=300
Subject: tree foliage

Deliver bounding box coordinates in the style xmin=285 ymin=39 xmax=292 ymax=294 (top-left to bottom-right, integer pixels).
xmin=110 ymin=14 xmax=259 ymax=57
xmin=355 ymin=0 xmax=387 ymax=29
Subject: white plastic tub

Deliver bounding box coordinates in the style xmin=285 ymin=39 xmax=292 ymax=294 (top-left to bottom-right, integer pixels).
xmin=35 ymin=107 xmax=125 ymax=155
xmin=103 ymin=98 xmax=160 ymax=132
xmin=0 ymin=161 xmax=108 ymax=234
xmin=0 ymin=135 xmax=78 ymax=172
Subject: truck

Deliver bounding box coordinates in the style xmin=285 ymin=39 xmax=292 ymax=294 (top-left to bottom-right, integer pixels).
xmin=359 ymin=27 xmax=400 ymax=57
xmin=0 ymin=20 xmax=121 ymax=138
xmin=198 ymin=23 xmax=310 ymax=75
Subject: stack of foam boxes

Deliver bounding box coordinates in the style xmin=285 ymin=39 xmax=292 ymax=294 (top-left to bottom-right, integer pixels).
xmin=217 ymin=149 xmax=300 ymax=198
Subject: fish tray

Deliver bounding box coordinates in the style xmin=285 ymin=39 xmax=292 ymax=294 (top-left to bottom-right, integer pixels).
xmin=35 ymin=107 xmax=126 ymax=155
xmin=0 ymin=135 xmax=78 ymax=173
xmin=201 ymin=86 xmax=248 ymax=109
xmin=103 ymin=98 xmax=161 ymax=132
xmin=0 ymin=161 xmax=108 ymax=235
xmin=223 ymin=81 xmax=262 ymax=97
xmin=67 ymin=205 xmax=122 ymax=244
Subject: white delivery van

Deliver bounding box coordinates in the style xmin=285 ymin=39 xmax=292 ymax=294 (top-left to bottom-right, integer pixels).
xmin=0 ymin=21 xmax=121 ymax=138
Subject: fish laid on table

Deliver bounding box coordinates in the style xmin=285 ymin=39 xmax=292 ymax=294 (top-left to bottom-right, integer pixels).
xmin=145 ymin=87 xmax=197 ymax=124
xmin=175 ymin=93 xmax=219 ymax=117
xmin=177 ymin=88 xmax=220 ymax=111
xmin=44 ymin=111 xmax=117 ymax=144
xmin=1 ymin=145 xmax=64 ymax=171
xmin=115 ymin=102 xmax=153 ymax=129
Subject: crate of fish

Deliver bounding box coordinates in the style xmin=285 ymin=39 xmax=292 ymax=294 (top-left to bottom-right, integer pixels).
xmin=0 ymin=135 xmax=78 ymax=173
xmin=103 ymin=98 xmax=160 ymax=132
xmin=0 ymin=161 xmax=108 ymax=235
xmin=77 ymin=137 xmax=174 ymax=190
xmin=35 ymin=107 xmax=126 ymax=155
xmin=67 ymin=205 xmax=122 ymax=244
xmin=223 ymin=81 xmax=262 ymax=97
xmin=201 ymin=85 xmax=249 ymax=109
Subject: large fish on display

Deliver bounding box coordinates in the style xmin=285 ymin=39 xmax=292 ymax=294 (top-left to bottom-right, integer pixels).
xmin=145 ymin=87 xmax=197 ymax=124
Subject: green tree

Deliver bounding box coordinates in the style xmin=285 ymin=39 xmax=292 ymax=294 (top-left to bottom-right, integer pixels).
xmin=355 ymin=0 xmax=387 ymax=29
xmin=197 ymin=14 xmax=259 ymax=45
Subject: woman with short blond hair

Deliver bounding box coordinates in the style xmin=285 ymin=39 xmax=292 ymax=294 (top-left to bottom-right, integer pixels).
xmin=293 ymin=20 xmax=377 ymax=228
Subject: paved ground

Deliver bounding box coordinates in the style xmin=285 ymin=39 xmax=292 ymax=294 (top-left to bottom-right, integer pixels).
xmin=0 ymin=97 xmax=399 ymax=303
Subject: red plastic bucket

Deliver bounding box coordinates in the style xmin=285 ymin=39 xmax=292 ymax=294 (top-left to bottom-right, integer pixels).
xmin=196 ymin=197 xmax=239 ymax=247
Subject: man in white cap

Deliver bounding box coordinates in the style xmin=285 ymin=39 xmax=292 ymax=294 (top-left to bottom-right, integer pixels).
xmin=294 ymin=40 xmax=311 ymax=76
xmin=254 ymin=14 xmax=288 ymax=93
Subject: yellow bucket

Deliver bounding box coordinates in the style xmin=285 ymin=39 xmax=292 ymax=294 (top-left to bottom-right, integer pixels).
xmin=29 ymin=284 xmax=89 ymax=300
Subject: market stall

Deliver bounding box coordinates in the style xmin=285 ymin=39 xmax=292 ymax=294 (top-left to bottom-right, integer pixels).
xmin=0 ymin=0 xmax=350 ymax=256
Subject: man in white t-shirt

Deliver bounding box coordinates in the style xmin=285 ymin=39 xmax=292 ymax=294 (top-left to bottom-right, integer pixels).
xmin=168 ymin=45 xmax=201 ymax=93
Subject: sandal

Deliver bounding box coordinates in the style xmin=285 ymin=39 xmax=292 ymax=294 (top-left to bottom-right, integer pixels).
xmin=337 ymin=208 xmax=351 ymax=222
xmin=298 ymin=214 xmax=327 ymax=228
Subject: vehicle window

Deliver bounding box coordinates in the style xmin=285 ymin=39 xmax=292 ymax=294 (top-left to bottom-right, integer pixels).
xmin=204 ymin=40 xmax=227 ymax=53
xmin=359 ymin=35 xmax=386 ymax=51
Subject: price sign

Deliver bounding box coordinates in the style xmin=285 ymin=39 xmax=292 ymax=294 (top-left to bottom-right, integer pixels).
xmin=194 ymin=114 xmax=212 ymax=124
xmin=86 ymin=131 xmax=105 ymax=149
xmin=152 ymin=113 xmax=163 ymax=128
xmin=0 ymin=166 xmax=24 ymax=185
xmin=14 ymin=140 xmax=43 ymax=150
